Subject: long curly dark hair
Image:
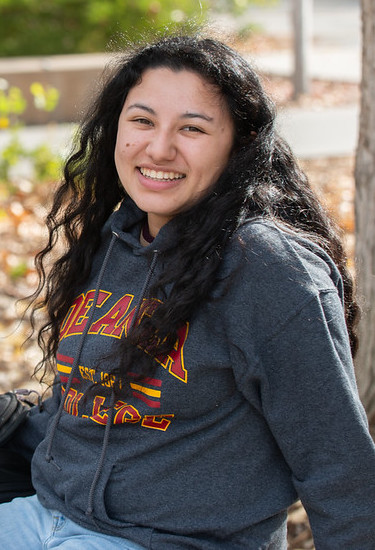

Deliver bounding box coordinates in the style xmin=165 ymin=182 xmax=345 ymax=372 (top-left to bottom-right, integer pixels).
xmin=31 ymin=33 xmax=359 ymax=388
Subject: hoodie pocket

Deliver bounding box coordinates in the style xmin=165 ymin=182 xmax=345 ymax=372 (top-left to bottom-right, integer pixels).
xmin=89 ymin=460 xmax=154 ymax=548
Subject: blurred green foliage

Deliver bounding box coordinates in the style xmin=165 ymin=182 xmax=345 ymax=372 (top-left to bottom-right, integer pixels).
xmin=0 ymin=81 xmax=62 ymax=182
xmin=0 ymin=0 xmax=275 ymax=57
xmin=0 ymin=80 xmax=59 ymax=128
xmin=0 ymin=0 xmax=205 ymax=56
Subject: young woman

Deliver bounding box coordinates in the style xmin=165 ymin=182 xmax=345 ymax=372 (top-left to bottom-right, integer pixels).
xmin=0 ymin=34 xmax=374 ymax=549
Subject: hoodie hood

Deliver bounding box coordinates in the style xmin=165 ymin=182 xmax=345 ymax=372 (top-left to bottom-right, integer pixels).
xmin=110 ymin=196 xmax=179 ymax=255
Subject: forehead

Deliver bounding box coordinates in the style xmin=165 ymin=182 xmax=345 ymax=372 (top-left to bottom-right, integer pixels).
xmin=125 ymin=67 xmax=225 ymax=110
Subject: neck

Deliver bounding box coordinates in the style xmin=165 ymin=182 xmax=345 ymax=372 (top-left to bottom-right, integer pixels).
xmin=140 ymin=220 xmax=155 ymax=246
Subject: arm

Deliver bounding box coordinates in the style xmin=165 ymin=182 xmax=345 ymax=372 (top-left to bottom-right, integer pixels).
xmin=254 ymin=291 xmax=375 ymax=549
xmin=226 ymin=221 xmax=375 ymax=548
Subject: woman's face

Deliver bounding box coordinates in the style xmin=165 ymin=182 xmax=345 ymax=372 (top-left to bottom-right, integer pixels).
xmin=114 ymin=67 xmax=235 ymax=236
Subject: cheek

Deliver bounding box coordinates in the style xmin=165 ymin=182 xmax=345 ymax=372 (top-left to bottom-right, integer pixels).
xmin=115 ymin=140 xmax=134 ymax=165
xmin=114 ymin=146 xmax=129 ymax=181
xmin=203 ymin=150 xmax=230 ymax=180
xmin=116 ymin=139 xmax=140 ymax=156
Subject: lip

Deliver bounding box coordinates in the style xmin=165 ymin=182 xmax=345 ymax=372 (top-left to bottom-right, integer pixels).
xmin=137 ymin=167 xmax=186 ymax=191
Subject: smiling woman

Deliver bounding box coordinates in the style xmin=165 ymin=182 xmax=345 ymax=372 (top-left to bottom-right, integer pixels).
xmin=114 ymin=67 xmax=234 ymax=235
xmin=0 ymin=33 xmax=374 ymax=550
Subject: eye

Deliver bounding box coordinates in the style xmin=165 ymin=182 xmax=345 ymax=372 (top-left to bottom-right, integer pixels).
xmin=132 ymin=117 xmax=153 ymax=126
xmin=182 ymin=125 xmax=205 ymax=133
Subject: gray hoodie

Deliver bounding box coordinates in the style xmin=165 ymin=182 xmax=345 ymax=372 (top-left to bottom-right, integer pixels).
xmin=12 ymin=198 xmax=375 ymax=549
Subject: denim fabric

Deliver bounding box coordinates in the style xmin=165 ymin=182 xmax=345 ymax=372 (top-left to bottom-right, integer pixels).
xmin=0 ymin=494 xmax=146 ymax=549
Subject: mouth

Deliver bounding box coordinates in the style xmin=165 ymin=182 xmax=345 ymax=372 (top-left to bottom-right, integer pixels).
xmin=138 ymin=167 xmax=186 ymax=181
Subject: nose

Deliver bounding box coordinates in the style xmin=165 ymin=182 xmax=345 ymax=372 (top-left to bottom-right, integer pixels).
xmin=146 ymin=129 xmax=177 ymax=162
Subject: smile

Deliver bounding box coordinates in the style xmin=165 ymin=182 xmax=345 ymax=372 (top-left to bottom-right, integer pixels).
xmin=139 ymin=167 xmax=185 ymax=181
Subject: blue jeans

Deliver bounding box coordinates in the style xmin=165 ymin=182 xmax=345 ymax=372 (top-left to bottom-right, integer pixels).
xmin=0 ymin=494 xmax=146 ymax=549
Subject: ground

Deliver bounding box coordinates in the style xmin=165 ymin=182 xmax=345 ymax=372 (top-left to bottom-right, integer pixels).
xmin=0 ymin=33 xmax=359 ymax=550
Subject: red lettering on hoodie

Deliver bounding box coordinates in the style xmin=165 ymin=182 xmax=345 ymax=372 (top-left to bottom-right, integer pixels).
xmin=60 ymin=290 xmax=111 ymax=339
xmin=89 ymin=294 xmax=134 ymax=337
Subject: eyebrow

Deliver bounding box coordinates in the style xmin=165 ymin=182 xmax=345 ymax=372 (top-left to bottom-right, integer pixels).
xmin=126 ymin=103 xmax=214 ymax=122
xmin=126 ymin=103 xmax=155 ymax=115
xmin=181 ymin=112 xmax=213 ymax=122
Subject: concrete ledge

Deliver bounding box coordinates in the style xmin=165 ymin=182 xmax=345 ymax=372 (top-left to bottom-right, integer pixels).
xmin=0 ymin=53 xmax=114 ymax=125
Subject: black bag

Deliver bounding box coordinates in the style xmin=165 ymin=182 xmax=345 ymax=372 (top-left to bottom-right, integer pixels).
xmin=0 ymin=391 xmax=36 ymax=503
xmin=0 ymin=392 xmax=32 ymax=446
xmin=0 ymin=449 xmax=35 ymax=503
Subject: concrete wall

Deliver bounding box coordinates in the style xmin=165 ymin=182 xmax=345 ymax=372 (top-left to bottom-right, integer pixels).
xmin=0 ymin=53 xmax=116 ymax=125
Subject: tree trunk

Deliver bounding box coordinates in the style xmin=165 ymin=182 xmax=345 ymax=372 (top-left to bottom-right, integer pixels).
xmin=354 ymin=0 xmax=375 ymax=437
xmin=292 ymin=0 xmax=313 ymax=98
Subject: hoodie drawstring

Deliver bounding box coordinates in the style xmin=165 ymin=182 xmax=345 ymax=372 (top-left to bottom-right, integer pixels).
xmin=86 ymin=388 xmax=115 ymax=517
xmin=45 ymin=232 xmax=118 ymax=468
xmin=44 ymin=231 xmax=159 ymax=521
xmin=85 ymin=247 xmax=159 ymax=519
xmin=128 ymin=248 xmax=159 ymax=333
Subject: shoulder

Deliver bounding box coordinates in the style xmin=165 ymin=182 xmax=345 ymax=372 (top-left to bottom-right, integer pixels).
xmin=218 ymin=218 xmax=346 ymax=354
xmin=216 ymin=219 xmax=344 ymax=326
xmin=233 ymin=218 xmax=343 ymax=296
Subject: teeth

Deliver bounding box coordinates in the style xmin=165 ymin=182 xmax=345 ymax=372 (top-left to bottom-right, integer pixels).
xmin=140 ymin=168 xmax=185 ymax=181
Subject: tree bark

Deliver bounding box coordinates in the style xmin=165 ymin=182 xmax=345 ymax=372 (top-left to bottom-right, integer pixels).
xmin=354 ymin=0 xmax=375 ymax=436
